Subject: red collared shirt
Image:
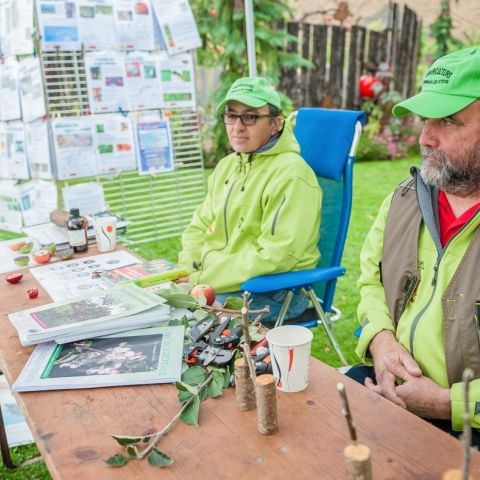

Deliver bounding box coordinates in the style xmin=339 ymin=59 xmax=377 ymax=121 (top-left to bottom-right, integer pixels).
xmin=438 ymin=190 xmax=480 ymax=247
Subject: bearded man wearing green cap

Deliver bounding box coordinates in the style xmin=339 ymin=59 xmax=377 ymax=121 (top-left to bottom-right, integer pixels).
xmin=348 ymin=47 xmax=480 ymax=443
xmin=178 ymin=76 xmax=322 ymax=322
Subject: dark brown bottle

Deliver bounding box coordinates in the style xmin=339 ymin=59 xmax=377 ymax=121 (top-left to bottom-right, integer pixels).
xmin=67 ymin=208 xmax=88 ymax=253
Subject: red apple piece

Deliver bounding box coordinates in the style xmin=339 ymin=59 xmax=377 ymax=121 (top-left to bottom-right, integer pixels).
xmin=5 ymin=272 xmax=23 ymax=284
xmin=27 ymin=287 xmax=39 ymax=299
xmin=190 ymin=284 xmax=216 ymax=306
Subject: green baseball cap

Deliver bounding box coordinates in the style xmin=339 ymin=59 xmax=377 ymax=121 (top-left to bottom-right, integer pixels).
xmin=393 ymin=47 xmax=480 ymax=118
xmin=217 ymin=76 xmax=282 ymax=113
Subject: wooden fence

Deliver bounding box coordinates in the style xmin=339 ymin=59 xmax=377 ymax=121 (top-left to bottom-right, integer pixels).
xmin=280 ymin=2 xmax=422 ymax=109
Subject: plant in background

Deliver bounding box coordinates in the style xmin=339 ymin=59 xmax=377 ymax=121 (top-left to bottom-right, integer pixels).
xmin=429 ymin=0 xmax=463 ymax=60
xmin=358 ymin=91 xmax=420 ymax=161
xmin=191 ymin=0 xmax=311 ymax=161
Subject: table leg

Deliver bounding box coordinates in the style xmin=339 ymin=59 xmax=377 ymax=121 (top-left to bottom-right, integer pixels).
xmin=0 ymin=404 xmax=15 ymax=469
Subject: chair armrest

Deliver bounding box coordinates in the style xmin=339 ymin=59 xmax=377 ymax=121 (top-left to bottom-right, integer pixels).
xmin=241 ymin=266 xmax=346 ymax=293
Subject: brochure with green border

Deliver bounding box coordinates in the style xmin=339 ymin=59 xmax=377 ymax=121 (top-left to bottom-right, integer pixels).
xmin=13 ymin=325 xmax=184 ymax=392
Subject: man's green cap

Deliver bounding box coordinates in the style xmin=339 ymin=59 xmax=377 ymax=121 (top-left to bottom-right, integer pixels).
xmin=393 ymin=47 xmax=480 ymax=118
xmin=217 ymin=76 xmax=282 ymax=113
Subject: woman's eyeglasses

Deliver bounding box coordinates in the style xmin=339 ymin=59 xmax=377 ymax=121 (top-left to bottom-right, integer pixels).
xmin=223 ymin=112 xmax=273 ymax=126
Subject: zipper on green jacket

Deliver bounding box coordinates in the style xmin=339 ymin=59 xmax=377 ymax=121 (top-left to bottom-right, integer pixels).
xmin=271 ymin=195 xmax=286 ymax=235
xmin=200 ymin=180 xmax=237 ymax=268
xmin=409 ymin=257 xmax=440 ymax=354
xmin=408 ymin=210 xmax=480 ymax=354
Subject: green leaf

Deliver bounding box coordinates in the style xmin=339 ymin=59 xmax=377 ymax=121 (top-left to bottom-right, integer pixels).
xmin=248 ymin=324 xmax=266 ymax=342
xmin=112 ymin=435 xmax=143 ymax=446
xmin=148 ymin=448 xmax=174 ymax=467
xmin=223 ymin=365 xmax=232 ymax=388
xmin=193 ymin=308 xmax=209 ymax=321
xmin=207 ymin=370 xmax=225 ymax=398
xmin=199 ymin=388 xmax=208 ymax=401
xmin=178 ymin=390 xmax=194 ymax=403
xmin=176 ymin=381 xmax=200 ymax=396
xmin=180 ymin=395 xmax=201 ymax=426
xmin=105 ymin=454 xmax=128 ymax=467
xmin=181 ymin=366 xmax=207 ymax=386
xmin=223 ymin=296 xmax=243 ymax=310
xmin=194 ymin=295 xmax=207 ymax=307
xmin=127 ymin=446 xmax=139 ymax=459
xmin=161 ymin=293 xmax=200 ymax=309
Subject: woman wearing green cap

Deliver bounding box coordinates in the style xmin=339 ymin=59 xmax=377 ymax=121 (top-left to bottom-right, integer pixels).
xmin=178 ymin=76 xmax=322 ymax=323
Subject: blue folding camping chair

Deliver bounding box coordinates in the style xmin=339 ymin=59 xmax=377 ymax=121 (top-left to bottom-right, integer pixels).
xmin=241 ymin=107 xmax=366 ymax=365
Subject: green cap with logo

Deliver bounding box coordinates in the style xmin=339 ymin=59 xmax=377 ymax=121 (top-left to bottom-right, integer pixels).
xmin=217 ymin=76 xmax=282 ymax=113
xmin=393 ymin=47 xmax=480 ymax=118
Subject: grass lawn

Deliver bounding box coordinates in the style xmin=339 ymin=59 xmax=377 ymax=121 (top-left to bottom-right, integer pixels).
xmin=0 ymin=156 xmax=419 ymax=477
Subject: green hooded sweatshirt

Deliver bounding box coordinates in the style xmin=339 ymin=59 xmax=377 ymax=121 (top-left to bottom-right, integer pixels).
xmin=178 ymin=120 xmax=322 ymax=293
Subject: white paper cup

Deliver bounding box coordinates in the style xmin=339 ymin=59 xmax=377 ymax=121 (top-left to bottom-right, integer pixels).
xmin=94 ymin=216 xmax=117 ymax=252
xmin=266 ymin=325 xmax=313 ymax=392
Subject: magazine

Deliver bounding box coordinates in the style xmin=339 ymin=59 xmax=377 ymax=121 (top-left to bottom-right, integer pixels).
xmin=12 ymin=325 xmax=184 ymax=392
xmin=8 ymin=283 xmax=165 ymax=345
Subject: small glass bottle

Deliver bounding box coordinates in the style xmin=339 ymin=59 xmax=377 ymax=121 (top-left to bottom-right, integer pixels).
xmin=67 ymin=208 xmax=88 ymax=253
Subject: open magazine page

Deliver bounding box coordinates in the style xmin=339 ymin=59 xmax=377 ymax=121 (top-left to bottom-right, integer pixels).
xmin=13 ymin=325 xmax=184 ymax=391
xmin=8 ymin=283 xmax=164 ymax=344
xmin=30 ymin=250 xmax=139 ymax=301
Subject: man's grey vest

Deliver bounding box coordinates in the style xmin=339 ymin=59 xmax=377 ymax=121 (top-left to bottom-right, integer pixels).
xmin=381 ymin=179 xmax=480 ymax=385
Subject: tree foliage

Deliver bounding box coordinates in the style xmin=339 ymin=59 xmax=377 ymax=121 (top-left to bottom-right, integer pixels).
xmin=429 ymin=0 xmax=463 ymax=60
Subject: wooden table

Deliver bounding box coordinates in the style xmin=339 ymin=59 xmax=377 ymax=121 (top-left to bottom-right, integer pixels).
xmin=1 ymin=249 xmax=479 ymax=479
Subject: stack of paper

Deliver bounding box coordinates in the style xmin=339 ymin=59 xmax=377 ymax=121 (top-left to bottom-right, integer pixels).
xmin=8 ymin=284 xmax=173 ymax=346
xmin=12 ymin=325 xmax=184 ymax=392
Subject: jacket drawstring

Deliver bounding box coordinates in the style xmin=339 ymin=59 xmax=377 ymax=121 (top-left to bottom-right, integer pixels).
xmin=240 ymin=154 xmax=253 ymax=192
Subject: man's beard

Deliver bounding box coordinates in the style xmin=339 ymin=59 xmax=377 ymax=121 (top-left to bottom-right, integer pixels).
xmin=420 ymin=142 xmax=480 ymax=197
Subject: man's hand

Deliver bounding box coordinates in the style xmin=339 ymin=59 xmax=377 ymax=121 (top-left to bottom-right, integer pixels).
xmin=395 ymin=372 xmax=451 ymax=419
xmin=365 ymin=330 xmax=422 ymax=408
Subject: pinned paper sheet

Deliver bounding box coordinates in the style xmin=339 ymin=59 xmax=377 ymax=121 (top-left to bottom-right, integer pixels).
xmin=62 ymin=182 xmax=105 ymax=216
xmin=151 ymin=0 xmax=201 ymax=55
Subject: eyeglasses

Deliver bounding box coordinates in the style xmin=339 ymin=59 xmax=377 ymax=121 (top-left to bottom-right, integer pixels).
xmin=223 ymin=112 xmax=273 ymax=126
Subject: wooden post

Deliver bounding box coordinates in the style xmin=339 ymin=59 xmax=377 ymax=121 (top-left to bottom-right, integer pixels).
xmin=442 ymin=369 xmax=474 ymax=480
xmin=234 ymin=358 xmax=256 ymax=411
xmin=338 ymin=383 xmax=372 ymax=480
xmin=255 ymin=374 xmax=278 ymax=435
xmin=344 ymin=444 xmax=372 ymax=480
xmin=442 ymin=471 xmax=472 ymax=480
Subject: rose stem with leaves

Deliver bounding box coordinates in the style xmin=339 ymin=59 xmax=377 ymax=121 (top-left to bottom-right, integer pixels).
xmin=238 ymin=291 xmax=256 ymax=382
xmin=108 ymin=371 xmax=214 ymax=467
xmin=337 ymin=382 xmax=372 ymax=480
xmin=234 ymin=292 xmax=257 ymax=409
xmin=442 ymin=368 xmax=474 ymax=480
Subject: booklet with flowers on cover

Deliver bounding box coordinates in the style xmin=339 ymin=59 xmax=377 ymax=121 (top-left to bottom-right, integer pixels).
xmin=12 ymin=325 xmax=184 ymax=391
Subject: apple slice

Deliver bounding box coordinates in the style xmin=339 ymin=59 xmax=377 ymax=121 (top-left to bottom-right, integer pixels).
xmin=5 ymin=273 xmax=23 ymax=284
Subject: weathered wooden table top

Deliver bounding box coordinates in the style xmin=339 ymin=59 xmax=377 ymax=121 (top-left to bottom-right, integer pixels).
xmin=0 ymin=247 xmax=478 ymax=479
